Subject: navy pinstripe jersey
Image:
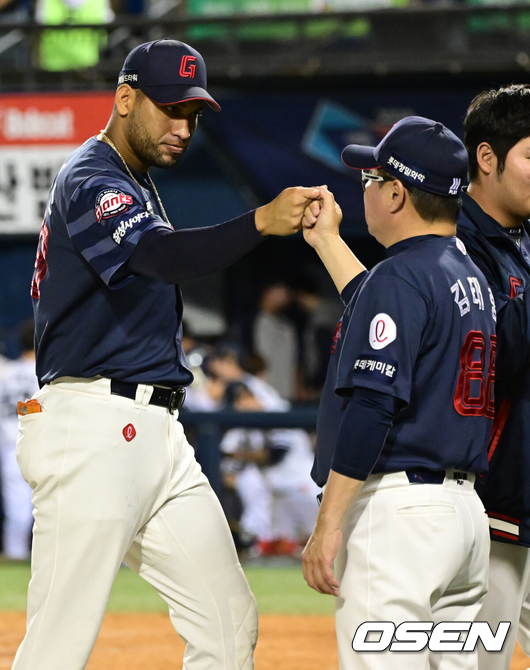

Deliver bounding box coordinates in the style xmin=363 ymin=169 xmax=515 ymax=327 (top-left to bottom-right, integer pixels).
xmin=458 ymin=191 xmax=530 ymax=547
xmin=31 ymin=136 xmax=193 ymax=387
xmin=312 ymin=234 xmax=496 ymax=488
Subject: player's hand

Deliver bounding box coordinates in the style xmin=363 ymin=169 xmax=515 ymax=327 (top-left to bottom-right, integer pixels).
xmin=302 ymin=199 xmax=322 ymax=228
xmin=302 ymin=186 xmax=343 ymax=250
xmin=254 ymin=186 xmax=321 ymax=237
xmin=301 ymin=523 xmax=342 ymax=596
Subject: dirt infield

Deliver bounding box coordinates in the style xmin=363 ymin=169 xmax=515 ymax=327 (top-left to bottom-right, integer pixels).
xmin=0 ymin=612 xmax=528 ymax=669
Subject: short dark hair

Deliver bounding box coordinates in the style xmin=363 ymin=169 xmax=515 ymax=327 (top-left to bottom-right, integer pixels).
xmin=376 ymin=168 xmax=461 ymax=224
xmin=464 ymin=84 xmax=530 ymax=181
xmin=224 ymin=381 xmax=252 ymax=407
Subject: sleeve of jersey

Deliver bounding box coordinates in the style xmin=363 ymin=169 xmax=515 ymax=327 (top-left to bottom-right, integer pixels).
xmin=66 ymin=171 xmax=166 ymax=289
xmin=331 ymin=388 xmax=400 ymax=481
xmin=340 ymin=271 xmax=368 ymax=306
xmin=496 ymin=288 xmax=530 ymax=385
xmin=335 ymin=275 xmax=429 ymax=404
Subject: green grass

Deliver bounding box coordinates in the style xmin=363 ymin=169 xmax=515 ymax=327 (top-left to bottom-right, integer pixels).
xmin=0 ymin=561 xmax=334 ymax=615
xmin=0 ymin=562 xmax=31 ymax=611
xmin=244 ymin=565 xmax=334 ymax=615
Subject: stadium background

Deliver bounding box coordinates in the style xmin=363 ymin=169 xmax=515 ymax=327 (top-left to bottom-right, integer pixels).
xmin=1 ymin=1 xmax=530 ymax=667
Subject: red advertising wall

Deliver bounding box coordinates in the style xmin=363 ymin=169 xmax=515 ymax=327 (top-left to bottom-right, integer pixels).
xmin=0 ymin=92 xmax=114 ymax=233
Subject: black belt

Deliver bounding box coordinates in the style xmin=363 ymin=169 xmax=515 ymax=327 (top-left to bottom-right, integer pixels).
xmin=110 ymin=380 xmax=186 ymax=414
xmin=406 ymin=469 xmax=469 ymax=485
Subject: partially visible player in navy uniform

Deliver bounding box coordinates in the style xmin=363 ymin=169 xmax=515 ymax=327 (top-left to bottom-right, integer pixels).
xmin=301 ymin=117 xmax=495 ymax=670
xmin=457 ymin=84 xmax=530 ymax=670
xmin=12 ymin=40 xmax=322 ymax=670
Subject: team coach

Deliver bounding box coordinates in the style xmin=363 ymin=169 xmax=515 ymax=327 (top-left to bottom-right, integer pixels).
xmin=12 ymin=39 xmax=321 ymax=670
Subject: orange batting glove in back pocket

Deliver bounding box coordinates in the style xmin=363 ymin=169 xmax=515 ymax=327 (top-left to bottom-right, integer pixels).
xmin=17 ymin=399 xmax=42 ymax=416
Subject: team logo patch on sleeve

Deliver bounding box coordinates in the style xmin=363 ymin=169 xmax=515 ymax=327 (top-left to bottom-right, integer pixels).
xmin=369 ymin=313 xmax=397 ymax=350
xmin=95 ymin=189 xmax=133 ymax=223
xmin=353 ymin=354 xmax=398 ymax=384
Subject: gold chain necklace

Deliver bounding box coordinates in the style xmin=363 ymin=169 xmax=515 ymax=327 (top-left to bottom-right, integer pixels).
xmin=100 ymin=130 xmax=170 ymax=225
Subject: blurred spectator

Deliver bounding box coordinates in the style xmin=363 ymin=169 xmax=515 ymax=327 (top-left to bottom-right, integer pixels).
xmin=0 ymin=319 xmax=37 ymax=560
xmin=35 ymin=0 xmax=114 ymax=71
xmin=220 ymin=382 xmax=319 ymax=556
xmin=295 ymin=286 xmax=343 ymax=394
xmin=207 ymin=347 xmax=289 ymax=411
xmin=253 ymin=282 xmax=298 ymax=401
xmin=185 ymin=368 xmax=225 ymax=412
xmin=181 ymin=323 xmax=220 ymax=411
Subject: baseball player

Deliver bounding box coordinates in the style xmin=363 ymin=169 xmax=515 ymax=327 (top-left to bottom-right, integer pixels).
xmin=301 ymin=117 xmax=495 ymax=670
xmin=455 ymin=84 xmax=530 ymax=670
xmin=220 ymin=382 xmax=319 ymax=553
xmin=0 ymin=320 xmax=37 ymax=560
xmin=12 ymin=39 xmax=322 ymax=670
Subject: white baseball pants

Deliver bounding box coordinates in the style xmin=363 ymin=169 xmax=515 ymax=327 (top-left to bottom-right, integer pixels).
xmin=334 ymin=471 xmax=490 ymax=670
xmin=476 ymin=541 xmax=530 ymax=670
xmin=12 ymin=377 xmax=258 ymax=670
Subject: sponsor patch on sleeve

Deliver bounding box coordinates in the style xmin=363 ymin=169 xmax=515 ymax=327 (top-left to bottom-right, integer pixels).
xmin=110 ymin=210 xmax=151 ymax=245
xmin=369 ymin=313 xmax=397 ymax=350
xmin=353 ymin=354 xmax=398 ymax=385
xmin=95 ymin=188 xmax=133 ymax=223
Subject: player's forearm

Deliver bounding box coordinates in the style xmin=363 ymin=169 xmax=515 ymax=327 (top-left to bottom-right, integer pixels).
xmin=129 ymin=212 xmax=263 ymax=283
xmin=313 ymin=235 xmax=366 ymax=294
xmin=316 ymin=470 xmax=364 ymax=532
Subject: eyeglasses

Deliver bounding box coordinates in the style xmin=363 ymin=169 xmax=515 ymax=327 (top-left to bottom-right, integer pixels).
xmin=361 ymin=170 xmax=394 ymax=192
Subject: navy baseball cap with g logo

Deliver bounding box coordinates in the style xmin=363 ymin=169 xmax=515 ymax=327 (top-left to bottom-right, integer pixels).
xmin=118 ymin=39 xmax=221 ymax=112
xmin=341 ymin=116 xmax=468 ymax=196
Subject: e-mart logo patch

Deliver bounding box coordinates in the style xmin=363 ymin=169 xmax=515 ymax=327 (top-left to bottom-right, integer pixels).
xmin=95 ymin=188 xmax=133 ymax=223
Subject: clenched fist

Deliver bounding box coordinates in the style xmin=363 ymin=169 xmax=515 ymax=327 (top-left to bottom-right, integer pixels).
xmin=302 ymin=186 xmax=343 ymax=250
xmin=254 ymin=186 xmax=321 ymax=237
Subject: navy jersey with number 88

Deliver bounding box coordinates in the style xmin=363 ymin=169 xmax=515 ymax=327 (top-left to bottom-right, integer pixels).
xmin=312 ymin=234 xmax=496 ymax=486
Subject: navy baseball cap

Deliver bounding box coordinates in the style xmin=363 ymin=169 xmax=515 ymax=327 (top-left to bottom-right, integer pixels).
xmin=118 ymin=39 xmax=221 ymax=112
xmin=342 ymin=116 xmax=468 ymax=197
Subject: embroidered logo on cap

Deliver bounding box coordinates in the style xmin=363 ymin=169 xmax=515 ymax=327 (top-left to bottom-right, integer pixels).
xmin=449 ymin=178 xmax=461 ymax=195
xmin=387 ymin=154 xmax=425 ymax=183
xmin=118 ymin=72 xmax=138 ymax=85
xmin=95 ymin=189 xmax=133 ymax=223
xmin=179 ymin=55 xmax=196 ymax=78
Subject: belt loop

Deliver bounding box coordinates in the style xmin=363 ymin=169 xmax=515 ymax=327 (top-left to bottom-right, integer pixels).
xmin=134 ymin=384 xmax=152 ymax=409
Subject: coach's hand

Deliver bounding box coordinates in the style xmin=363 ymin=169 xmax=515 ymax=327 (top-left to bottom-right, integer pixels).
xmin=302 ymin=522 xmax=342 ymax=596
xmin=303 ymin=471 xmax=363 ymax=596
xmin=302 ymin=186 xmax=343 ymax=250
xmin=255 ymin=187 xmax=321 ymax=236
